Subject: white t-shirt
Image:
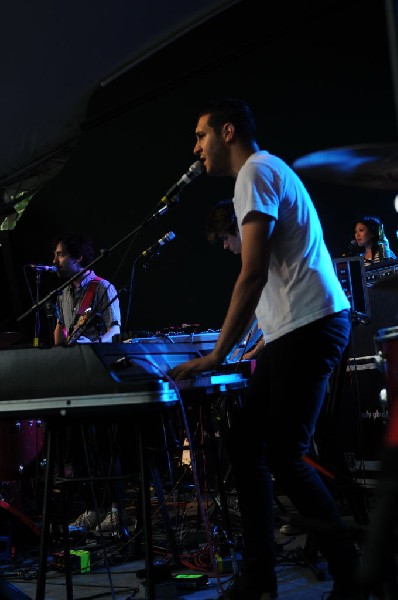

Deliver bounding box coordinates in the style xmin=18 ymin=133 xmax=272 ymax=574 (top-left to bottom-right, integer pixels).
xmin=233 ymin=151 xmax=350 ymax=344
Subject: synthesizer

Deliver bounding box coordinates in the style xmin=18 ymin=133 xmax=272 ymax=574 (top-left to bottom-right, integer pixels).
xmin=0 ymin=343 xmax=248 ymax=417
xmin=123 ymin=331 xmax=220 ymax=354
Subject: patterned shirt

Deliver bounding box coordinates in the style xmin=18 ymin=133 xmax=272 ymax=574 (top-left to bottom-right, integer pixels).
xmin=56 ymin=270 xmax=120 ymax=342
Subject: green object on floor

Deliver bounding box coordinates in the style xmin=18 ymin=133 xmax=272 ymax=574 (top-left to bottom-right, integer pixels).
xmin=70 ymin=549 xmax=91 ymax=573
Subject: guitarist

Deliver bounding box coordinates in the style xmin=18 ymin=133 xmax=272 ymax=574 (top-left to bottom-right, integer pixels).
xmin=52 ymin=231 xmax=120 ymax=346
xmin=50 ymin=231 xmax=128 ymax=535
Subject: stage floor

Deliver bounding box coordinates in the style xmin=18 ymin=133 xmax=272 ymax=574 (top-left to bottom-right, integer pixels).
xmin=0 ymin=531 xmax=340 ymax=600
xmin=0 ymin=488 xmax=391 ymax=600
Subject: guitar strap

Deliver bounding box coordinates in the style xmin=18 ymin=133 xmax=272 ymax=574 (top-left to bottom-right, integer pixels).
xmin=65 ymin=276 xmax=105 ymax=344
xmin=77 ymin=276 xmax=103 ymax=316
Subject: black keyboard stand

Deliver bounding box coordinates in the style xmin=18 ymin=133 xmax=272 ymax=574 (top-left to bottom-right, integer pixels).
xmin=36 ymin=418 xmax=72 ymax=599
xmin=36 ymin=414 xmax=163 ymax=600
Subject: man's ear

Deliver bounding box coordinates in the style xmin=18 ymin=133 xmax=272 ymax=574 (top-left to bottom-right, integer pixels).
xmin=223 ymin=122 xmax=235 ymax=142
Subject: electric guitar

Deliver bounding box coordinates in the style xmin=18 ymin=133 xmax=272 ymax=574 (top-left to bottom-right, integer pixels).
xmin=65 ymin=308 xmax=92 ymax=345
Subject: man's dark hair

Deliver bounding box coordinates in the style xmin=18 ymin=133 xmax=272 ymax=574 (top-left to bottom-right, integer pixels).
xmin=52 ymin=232 xmax=95 ymax=267
xmin=206 ymin=199 xmax=238 ymax=244
xmin=197 ymin=98 xmax=257 ymax=144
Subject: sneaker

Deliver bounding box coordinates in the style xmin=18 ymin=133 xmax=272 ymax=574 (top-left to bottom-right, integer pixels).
xmin=68 ymin=509 xmax=103 ymax=533
xmin=96 ymin=507 xmax=120 ymax=533
xmin=279 ymin=522 xmax=307 ymax=536
xmin=279 ymin=512 xmax=306 ymax=536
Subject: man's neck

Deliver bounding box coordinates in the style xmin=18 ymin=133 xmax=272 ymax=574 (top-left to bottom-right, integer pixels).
xmin=72 ymin=268 xmax=90 ymax=288
xmin=231 ymin=142 xmax=260 ymax=176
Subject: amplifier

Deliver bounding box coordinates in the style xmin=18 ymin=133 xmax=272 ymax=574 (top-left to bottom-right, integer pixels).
xmin=365 ymin=259 xmax=398 ymax=288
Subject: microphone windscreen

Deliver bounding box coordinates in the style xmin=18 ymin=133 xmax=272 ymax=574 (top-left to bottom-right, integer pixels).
xmin=190 ymin=160 xmax=204 ymax=176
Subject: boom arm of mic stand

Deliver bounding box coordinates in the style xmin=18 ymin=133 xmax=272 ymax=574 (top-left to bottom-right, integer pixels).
xmin=17 ymin=196 xmax=176 ymax=324
xmin=17 ymin=222 xmax=145 ymax=324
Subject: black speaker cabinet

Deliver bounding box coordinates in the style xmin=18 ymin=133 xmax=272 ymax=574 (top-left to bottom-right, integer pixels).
xmin=317 ymin=356 xmax=387 ymax=490
xmin=352 ymin=285 xmax=398 ymax=357
xmin=333 ymin=257 xmax=398 ymax=358
xmin=340 ymin=357 xmax=387 ymax=489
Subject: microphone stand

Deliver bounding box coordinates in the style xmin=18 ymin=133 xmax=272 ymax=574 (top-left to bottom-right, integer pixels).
xmin=17 ymin=202 xmax=169 ymax=327
xmin=33 ymin=270 xmax=42 ymax=347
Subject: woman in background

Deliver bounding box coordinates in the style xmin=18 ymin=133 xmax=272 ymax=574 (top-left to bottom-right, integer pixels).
xmin=347 ymin=215 xmax=396 ymax=266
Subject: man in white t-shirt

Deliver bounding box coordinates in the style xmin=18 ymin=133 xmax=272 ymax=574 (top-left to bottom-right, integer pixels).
xmin=169 ymin=98 xmax=360 ymax=600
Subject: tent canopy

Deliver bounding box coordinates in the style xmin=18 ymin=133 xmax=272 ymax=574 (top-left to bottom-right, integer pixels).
xmin=0 ymin=0 xmax=239 ymax=199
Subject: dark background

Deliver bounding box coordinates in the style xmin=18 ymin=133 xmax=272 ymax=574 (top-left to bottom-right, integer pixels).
xmin=3 ymin=0 xmax=398 ymax=346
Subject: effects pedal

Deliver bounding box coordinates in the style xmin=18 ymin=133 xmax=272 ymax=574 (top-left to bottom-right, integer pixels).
xmin=173 ymin=573 xmax=208 ymax=590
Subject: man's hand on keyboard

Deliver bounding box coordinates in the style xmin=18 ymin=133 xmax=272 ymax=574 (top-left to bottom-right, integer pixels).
xmin=168 ymin=353 xmax=220 ymax=381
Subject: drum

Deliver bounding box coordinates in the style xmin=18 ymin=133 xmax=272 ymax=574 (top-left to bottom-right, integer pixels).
xmin=345 ymin=356 xmax=388 ymax=487
xmin=375 ymin=326 xmax=398 ymax=447
xmin=320 ymin=355 xmax=387 ymax=488
xmin=0 ymin=419 xmax=45 ymax=480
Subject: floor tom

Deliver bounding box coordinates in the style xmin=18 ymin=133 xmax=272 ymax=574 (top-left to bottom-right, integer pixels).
xmin=0 ymin=419 xmax=44 ymax=480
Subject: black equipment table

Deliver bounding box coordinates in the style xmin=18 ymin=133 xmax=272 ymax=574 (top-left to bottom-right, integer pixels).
xmin=0 ymin=343 xmax=249 ymax=599
xmin=0 ymin=344 xmax=180 ymax=600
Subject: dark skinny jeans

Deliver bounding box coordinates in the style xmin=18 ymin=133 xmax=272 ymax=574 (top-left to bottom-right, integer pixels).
xmin=226 ymin=309 xmax=358 ymax=595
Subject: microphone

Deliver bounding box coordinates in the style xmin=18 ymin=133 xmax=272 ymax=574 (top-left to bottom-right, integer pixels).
xmin=152 ymin=161 xmax=204 ymax=219
xmin=139 ymin=231 xmax=176 ymax=263
xmin=347 ymin=239 xmax=360 ymax=257
xmin=161 ymin=160 xmax=204 ymax=204
xmin=351 ymin=239 xmax=367 ymax=253
xmin=342 ymin=239 xmax=360 ymax=258
xmin=27 ymin=264 xmax=57 ymax=272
